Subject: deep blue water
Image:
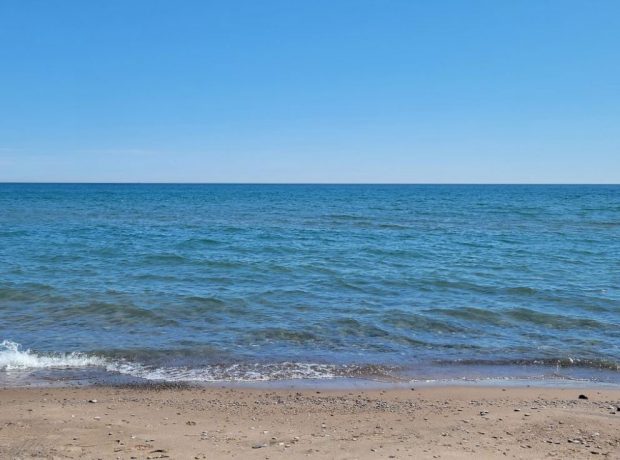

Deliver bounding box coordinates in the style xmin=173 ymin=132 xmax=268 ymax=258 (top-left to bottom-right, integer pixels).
xmin=1 ymin=184 xmax=619 ymax=385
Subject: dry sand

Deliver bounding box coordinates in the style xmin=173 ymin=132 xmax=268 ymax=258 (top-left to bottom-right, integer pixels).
xmin=0 ymin=384 xmax=619 ymax=459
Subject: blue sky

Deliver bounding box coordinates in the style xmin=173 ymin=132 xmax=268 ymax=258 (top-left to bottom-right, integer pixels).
xmin=1 ymin=1 xmax=618 ymax=183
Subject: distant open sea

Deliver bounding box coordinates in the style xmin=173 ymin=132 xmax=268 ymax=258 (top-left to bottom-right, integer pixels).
xmin=1 ymin=184 xmax=619 ymax=387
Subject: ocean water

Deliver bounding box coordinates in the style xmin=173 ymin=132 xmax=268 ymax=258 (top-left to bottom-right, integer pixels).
xmin=1 ymin=184 xmax=619 ymax=386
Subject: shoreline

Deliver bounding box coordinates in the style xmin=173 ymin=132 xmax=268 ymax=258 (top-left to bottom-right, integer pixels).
xmin=2 ymin=364 xmax=620 ymax=391
xmin=4 ymin=376 xmax=620 ymax=391
xmin=1 ymin=384 xmax=618 ymax=459
xmin=2 ymin=357 xmax=619 ymax=391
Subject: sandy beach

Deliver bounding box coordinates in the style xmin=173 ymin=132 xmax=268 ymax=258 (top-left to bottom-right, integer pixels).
xmin=0 ymin=384 xmax=618 ymax=459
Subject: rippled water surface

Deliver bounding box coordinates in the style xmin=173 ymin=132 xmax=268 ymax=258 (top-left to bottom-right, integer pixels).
xmin=1 ymin=184 xmax=619 ymax=385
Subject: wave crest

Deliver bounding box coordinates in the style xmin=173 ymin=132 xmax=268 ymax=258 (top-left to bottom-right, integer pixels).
xmin=0 ymin=340 xmax=105 ymax=370
xmin=0 ymin=341 xmax=389 ymax=382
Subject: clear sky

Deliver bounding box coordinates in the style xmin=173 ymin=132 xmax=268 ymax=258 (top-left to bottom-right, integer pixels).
xmin=1 ymin=1 xmax=618 ymax=183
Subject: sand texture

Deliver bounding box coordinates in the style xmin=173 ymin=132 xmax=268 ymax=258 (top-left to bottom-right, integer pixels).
xmin=1 ymin=385 xmax=619 ymax=459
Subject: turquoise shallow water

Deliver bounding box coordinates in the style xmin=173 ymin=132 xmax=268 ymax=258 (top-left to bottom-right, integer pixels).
xmin=0 ymin=184 xmax=619 ymax=385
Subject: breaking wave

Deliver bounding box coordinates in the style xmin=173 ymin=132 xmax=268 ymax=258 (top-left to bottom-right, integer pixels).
xmin=2 ymin=340 xmax=618 ymax=386
xmin=0 ymin=340 xmax=106 ymax=370
xmin=0 ymin=340 xmax=394 ymax=382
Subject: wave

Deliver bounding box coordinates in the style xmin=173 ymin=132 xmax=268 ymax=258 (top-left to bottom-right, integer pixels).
xmin=2 ymin=340 xmax=618 ymax=386
xmin=40 ymin=302 xmax=180 ymax=327
xmin=108 ymin=361 xmax=400 ymax=383
xmin=107 ymin=362 xmax=342 ymax=382
xmin=0 ymin=340 xmax=394 ymax=382
xmin=0 ymin=340 xmax=105 ymax=370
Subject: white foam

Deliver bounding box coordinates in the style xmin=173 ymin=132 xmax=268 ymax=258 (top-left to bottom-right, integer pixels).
xmin=1 ymin=340 xmax=340 ymax=382
xmin=106 ymin=361 xmax=339 ymax=382
xmin=0 ymin=340 xmax=106 ymax=370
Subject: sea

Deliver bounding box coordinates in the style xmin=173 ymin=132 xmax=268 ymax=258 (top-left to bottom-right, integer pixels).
xmin=1 ymin=184 xmax=619 ymax=387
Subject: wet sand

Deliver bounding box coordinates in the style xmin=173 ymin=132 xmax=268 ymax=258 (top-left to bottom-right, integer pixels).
xmin=0 ymin=385 xmax=619 ymax=459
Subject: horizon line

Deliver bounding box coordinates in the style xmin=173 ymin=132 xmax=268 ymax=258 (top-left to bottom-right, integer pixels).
xmin=0 ymin=181 xmax=619 ymax=186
